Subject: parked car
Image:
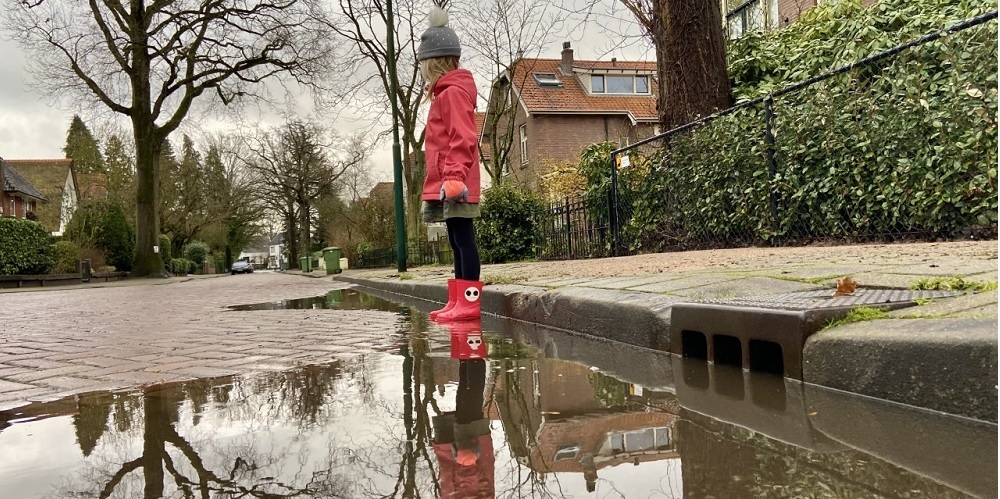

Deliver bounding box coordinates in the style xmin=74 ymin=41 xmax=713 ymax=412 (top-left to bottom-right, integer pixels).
xmin=231 ymin=261 xmax=253 ymax=275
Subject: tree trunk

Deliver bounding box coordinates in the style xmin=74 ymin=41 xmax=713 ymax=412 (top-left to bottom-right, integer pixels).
xmin=659 ymin=0 xmax=732 ymax=130
xmin=404 ymin=147 xmax=425 ymax=241
xmin=224 ymin=244 xmax=233 ymax=270
xmin=298 ymin=201 xmax=311 ymax=268
xmin=132 ymin=123 xmax=165 ymax=277
xmin=285 ymin=204 xmax=299 ymax=269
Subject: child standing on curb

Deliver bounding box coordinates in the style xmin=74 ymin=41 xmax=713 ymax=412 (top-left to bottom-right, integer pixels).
xmin=417 ymin=7 xmax=483 ymax=323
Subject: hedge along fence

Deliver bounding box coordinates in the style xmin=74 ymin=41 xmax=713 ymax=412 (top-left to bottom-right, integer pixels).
xmin=612 ymin=7 xmax=998 ymax=253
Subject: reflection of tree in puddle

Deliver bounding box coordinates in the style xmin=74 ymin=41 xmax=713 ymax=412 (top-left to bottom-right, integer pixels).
xmin=52 ymin=365 xmax=359 ymax=498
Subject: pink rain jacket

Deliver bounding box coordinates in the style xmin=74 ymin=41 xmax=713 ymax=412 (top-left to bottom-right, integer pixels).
xmin=422 ymin=69 xmax=482 ymax=203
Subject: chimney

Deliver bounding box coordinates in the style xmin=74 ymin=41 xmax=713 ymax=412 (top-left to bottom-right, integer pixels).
xmin=560 ymin=41 xmax=573 ymax=74
xmin=611 ymin=57 xmax=617 ymax=67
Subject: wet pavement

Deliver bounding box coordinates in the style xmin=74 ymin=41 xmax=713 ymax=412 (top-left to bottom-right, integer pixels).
xmin=1 ymin=284 xmax=996 ymax=498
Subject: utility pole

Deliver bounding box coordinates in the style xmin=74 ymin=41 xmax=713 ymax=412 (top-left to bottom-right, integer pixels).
xmin=385 ymin=0 xmax=408 ymax=273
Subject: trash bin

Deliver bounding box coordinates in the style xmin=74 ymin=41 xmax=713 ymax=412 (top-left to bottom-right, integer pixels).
xmin=323 ymin=247 xmax=343 ymax=275
xmin=299 ymin=256 xmax=311 ymax=273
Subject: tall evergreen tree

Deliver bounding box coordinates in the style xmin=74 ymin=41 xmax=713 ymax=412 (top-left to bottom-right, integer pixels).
xmin=63 ymin=115 xmax=105 ymax=174
xmin=103 ymin=134 xmax=136 ymax=220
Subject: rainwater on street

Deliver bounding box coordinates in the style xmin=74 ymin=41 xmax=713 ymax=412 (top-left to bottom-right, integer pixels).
xmin=0 ymin=288 xmax=995 ymax=498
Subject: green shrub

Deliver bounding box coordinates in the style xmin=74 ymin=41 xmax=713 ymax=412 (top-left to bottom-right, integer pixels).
xmin=183 ymin=240 xmax=210 ymax=266
xmin=474 ymin=185 xmax=546 ymax=263
xmin=158 ymin=235 xmax=171 ymax=262
xmin=53 ymin=241 xmax=80 ymax=274
xmin=188 ymin=259 xmax=198 ymax=275
xmin=64 ymin=200 xmax=135 ymax=272
xmin=0 ymin=218 xmax=56 ymax=275
xmin=170 ymin=258 xmax=194 ymax=275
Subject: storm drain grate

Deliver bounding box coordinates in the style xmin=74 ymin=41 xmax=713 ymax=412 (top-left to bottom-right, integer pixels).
xmin=695 ymin=289 xmax=962 ymax=311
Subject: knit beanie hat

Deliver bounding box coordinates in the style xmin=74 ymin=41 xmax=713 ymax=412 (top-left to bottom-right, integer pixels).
xmin=417 ymin=7 xmax=461 ymax=61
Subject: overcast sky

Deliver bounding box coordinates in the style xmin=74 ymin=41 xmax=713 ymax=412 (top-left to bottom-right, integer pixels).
xmin=0 ymin=2 xmax=649 ymax=184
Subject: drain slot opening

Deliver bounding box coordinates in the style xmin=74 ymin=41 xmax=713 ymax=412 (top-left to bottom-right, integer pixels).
xmin=749 ymin=340 xmax=784 ymax=375
xmin=681 ymin=330 xmax=708 ymax=360
xmin=712 ymin=335 xmax=743 ymax=367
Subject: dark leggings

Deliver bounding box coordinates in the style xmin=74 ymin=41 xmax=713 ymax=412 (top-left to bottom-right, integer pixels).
xmin=446 ymin=217 xmax=480 ymax=281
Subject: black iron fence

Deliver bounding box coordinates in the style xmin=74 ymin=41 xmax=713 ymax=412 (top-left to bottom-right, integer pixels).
xmin=603 ymin=11 xmax=998 ymax=257
xmin=354 ymin=239 xmax=454 ymax=269
xmin=535 ymin=196 xmax=612 ymax=260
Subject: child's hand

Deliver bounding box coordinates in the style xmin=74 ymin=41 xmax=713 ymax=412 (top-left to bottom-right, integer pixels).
xmin=440 ymin=180 xmax=468 ymax=203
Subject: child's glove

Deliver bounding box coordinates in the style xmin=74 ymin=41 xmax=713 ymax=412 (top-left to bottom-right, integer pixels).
xmin=440 ymin=180 xmax=468 ymax=203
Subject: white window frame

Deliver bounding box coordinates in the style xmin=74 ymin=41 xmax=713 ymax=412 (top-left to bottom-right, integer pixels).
xmin=591 ymin=74 xmax=651 ymax=95
xmin=519 ymin=124 xmax=528 ymax=166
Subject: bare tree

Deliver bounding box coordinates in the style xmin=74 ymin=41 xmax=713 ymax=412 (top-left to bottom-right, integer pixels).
xmin=202 ymin=136 xmax=265 ymax=268
xmin=324 ymin=0 xmax=429 ymax=239
xmin=456 ymin=0 xmax=563 ymax=187
xmin=246 ymin=120 xmax=367 ymax=269
xmin=1 ymin=0 xmax=334 ymax=276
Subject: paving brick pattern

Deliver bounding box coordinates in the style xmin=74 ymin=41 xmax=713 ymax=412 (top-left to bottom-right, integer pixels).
xmin=0 ymin=273 xmax=401 ymax=412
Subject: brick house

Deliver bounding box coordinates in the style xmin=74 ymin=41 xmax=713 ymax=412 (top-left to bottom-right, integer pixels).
xmin=722 ymin=0 xmax=879 ymax=39
xmin=1 ymin=157 xmax=47 ymax=221
xmin=5 ymin=159 xmax=81 ymax=235
xmin=480 ymin=43 xmax=659 ymax=193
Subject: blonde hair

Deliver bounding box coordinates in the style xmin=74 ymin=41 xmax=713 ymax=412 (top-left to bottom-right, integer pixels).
xmin=421 ymin=56 xmax=460 ymax=101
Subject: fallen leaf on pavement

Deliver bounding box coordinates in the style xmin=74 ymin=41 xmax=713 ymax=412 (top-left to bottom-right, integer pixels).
xmin=834 ymin=277 xmax=857 ymax=296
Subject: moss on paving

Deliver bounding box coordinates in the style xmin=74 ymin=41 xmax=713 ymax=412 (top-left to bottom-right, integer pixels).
xmin=909 ymin=276 xmax=997 ymax=293
xmin=823 ymin=306 xmax=890 ymax=330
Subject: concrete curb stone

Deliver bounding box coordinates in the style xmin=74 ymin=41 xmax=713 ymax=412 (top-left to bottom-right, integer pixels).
xmin=803 ymin=318 xmax=998 ymax=422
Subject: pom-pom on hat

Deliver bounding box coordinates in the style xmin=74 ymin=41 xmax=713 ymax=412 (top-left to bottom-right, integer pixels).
xmin=417 ymin=7 xmax=461 ymax=61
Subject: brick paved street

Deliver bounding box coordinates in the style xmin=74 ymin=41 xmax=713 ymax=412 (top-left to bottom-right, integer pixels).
xmin=0 ymin=272 xmax=401 ymax=411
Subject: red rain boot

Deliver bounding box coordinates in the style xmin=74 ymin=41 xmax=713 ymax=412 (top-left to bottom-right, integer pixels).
xmin=429 ymin=279 xmax=458 ymax=320
xmin=436 ymin=279 xmax=483 ymax=322
xmin=448 ymin=319 xmax=484 ymax=359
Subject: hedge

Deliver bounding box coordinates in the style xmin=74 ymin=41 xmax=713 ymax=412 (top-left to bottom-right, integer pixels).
xmin=622 ymin=0 xmax=997 ymax=251
xmin=474 ymin=185 xmax=546 ymax=264
xmin=0 ymin=218 xmax=55 ymax=275
xmin=53 ymin=241 xmax=80 ymax=274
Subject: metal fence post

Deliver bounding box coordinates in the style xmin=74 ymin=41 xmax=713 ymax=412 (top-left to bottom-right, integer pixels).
xmin=764 ymin=97 xmax=781 ymax=236
xmin=564 ymin=197 xmax=572 ymax=258
xmin=609 ymin=152 xmax=620 ymax=257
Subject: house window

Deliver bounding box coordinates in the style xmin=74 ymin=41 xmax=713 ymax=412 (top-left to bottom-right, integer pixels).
xmin=635 ymin=75 xmax=649 ymax=93
xmin=726 ymin=0 xmax=776 ymax=39
xmin=8 ymin=199 xmax=13 ymax=216
xmin=533 ymin=73 xmax=562 ymax=87
xmin=607 ymin=75 xmax=634 ymax=94
xmin=519 ymin=125 xmax=528 ymax=166
xmin=592 ymin=74 xmax=651 ymax=95
xmin=592 ymin=75 xmax=605 ymax=93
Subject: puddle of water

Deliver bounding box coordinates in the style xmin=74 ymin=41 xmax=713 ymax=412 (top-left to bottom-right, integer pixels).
xmin=1 ymin=288 xmax=995 ymax=498
xmin=226 ymin=288 xmax=403 ymax=312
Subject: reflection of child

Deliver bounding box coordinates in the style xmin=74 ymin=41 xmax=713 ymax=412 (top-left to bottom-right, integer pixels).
xmin=417 ymin=7 xmax=483 ymax=323
xmin=432 ymin=359 xmax=495 ymax=498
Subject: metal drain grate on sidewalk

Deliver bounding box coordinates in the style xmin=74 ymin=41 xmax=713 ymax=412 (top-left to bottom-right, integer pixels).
xmin=696 ymin=289 xmax=962 ymax=311
xmin=669 ymin=289 xmax=963 ymax=380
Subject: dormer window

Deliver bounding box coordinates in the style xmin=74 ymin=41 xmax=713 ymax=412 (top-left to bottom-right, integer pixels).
xmin=533 ymin=73 xmax=562 ymax=87
xmin=591 ymin=74 xmax=651 ymax=95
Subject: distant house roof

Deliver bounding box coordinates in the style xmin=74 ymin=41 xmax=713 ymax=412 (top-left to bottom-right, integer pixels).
xmin=77 ymin=173 xmax=109 ymax=201
xmin=1 ymin=158 xmax=48 ymax=202
xmin=369 ymin=182 xmax=394 ymax=200
xmin=505 ymin=57 xmax=658 ymax=121
xmin=269 ymin=233 xmax=284 ymax=246
xmin=6 ymin=159 xmax=76 ymax=231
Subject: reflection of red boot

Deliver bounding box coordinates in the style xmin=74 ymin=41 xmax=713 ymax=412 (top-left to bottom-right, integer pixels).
xmin=449 ymin=319 xmax=484 ymax=359
xmin=436 ymin=279 xmax=483 ymax=322
xmin=429 ymin=279 xmax=457 ymax=320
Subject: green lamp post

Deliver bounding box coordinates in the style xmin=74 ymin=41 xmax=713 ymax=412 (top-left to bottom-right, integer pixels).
xmin=385 ymin=0 xmax=408 ymax=273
